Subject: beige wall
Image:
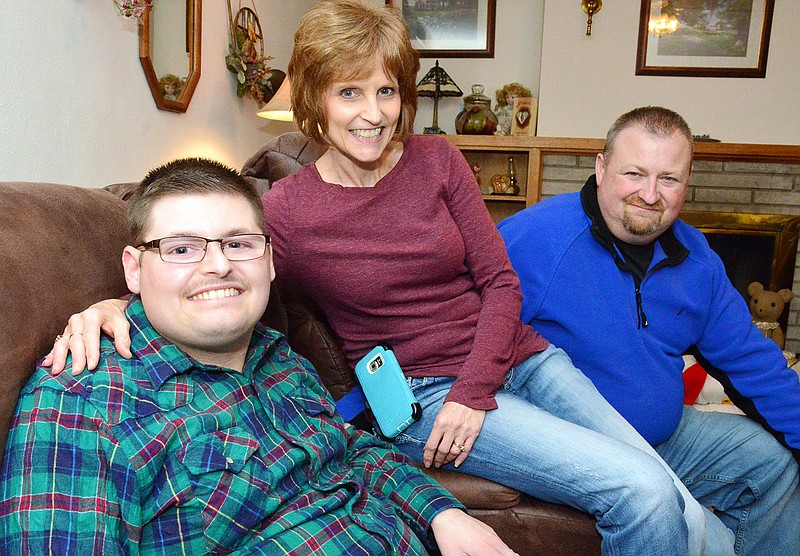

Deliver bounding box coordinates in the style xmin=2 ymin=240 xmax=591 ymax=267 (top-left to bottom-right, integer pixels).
xmin=413 ymin=0 xmax=545 ymax=135
xmin=2 ymin=1 xmax=796 ymax=188
xmin=0 ymin=1 xmax=540 ymax=187
xmin=538 ymin=1 xmax=800 ymax=144
xmin=0 ymin=1 xmax=308 ymax=188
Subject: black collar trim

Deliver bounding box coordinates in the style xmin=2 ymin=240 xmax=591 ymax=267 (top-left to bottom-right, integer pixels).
xmin=579 ymin=176 xmax=689 ymax=270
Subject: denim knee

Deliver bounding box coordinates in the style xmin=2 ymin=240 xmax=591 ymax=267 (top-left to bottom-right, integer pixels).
xmin=611 ymin=456 xmax=685 ymax=516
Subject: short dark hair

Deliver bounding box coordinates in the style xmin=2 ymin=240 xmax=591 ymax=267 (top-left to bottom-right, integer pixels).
xmin=289 ymin=0 xmax=420 ymax=145
xmin=128 ymin=158 xmax=265 ymax=244
xmin=604 ymin=106 xmax=694 ymax=160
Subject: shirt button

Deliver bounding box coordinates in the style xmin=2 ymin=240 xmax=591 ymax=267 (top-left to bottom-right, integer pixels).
xmin=225 ymin=457 xmax=234 ymax=465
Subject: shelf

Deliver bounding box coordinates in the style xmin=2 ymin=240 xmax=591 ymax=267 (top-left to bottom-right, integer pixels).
xmin=437 ymin=134 xmax=542 ymax=222
xmin=445 ymin=134 xmax=537 ymax=150
xmin=482 ymin=194 xmax=527 ymax=202
xmin=433 ymin=134 xmax=800 ymax=223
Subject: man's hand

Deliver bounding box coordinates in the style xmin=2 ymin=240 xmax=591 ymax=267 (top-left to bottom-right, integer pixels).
xmin=423 ymin=401 xmax=485 ymax=468
xmin=43 ymin=299 xmax=130 ymax=375
xmin=431 ymin=508 xmax=517 ymax=556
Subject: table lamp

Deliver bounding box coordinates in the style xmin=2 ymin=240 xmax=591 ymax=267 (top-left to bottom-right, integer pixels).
xmin=416 ymin=60 xmax=462 ymax=134
xmin=256 ymin=76 xmax=293 ymax=121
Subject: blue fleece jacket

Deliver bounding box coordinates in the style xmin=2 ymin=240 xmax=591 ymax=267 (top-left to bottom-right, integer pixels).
xmin=498 ymin=178 xmax=800 ymax=459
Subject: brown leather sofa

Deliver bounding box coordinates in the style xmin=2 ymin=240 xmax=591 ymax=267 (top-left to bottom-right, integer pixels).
xmin=0 ymin=147 xmax=600 ymax=554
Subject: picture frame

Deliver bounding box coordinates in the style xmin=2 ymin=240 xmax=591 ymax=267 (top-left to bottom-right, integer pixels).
xmin=387 ymin=0 xmax=496 ymax=58
xmin=635 ymin=0 xmax=774 ymax=78
xmin=511 ymin=97 xmax=537 ymax=137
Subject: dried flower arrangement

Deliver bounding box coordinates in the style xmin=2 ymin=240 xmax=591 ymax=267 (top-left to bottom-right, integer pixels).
xmin=225 ymin=3 xmax=283 ymax=105
xmin=113 ymin=0 xmax=156 ymax=20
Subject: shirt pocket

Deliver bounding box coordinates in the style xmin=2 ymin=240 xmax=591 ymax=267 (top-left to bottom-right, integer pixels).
xmin=179 ymin=427 xmax=270 ymax=551
xmin=268 ymin=386 xmax=348 ymax=477
xmin=271 ymin=386 xmax=339 ymax=437
xmin=181 ymin=429 xmax=259 ymax=474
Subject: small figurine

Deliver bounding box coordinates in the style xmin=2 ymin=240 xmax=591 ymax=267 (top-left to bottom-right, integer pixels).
xmin=470 ymin=163 xmax=491 ymax=193
xmin=494 ymin=82 xmax=532 ymax=136
xmin=490 ymin=174 xmax=512 ymax=195
xmin=747 ymin=281 xmax=795 ymax=350
xmin=159 ymin=74 xmax=183 ymax=100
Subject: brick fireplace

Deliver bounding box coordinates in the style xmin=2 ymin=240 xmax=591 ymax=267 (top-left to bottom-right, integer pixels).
xmin=540 ymin=147 xmax=800 ymax=353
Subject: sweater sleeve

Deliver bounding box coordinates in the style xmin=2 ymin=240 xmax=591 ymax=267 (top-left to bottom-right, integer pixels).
xmin=695 ymin=251 xmax=800 ymax=461
xmin=438 ymin=142 xmax=533 ymax=410
xmin=497 ymin=208 xmax=548 ymax=325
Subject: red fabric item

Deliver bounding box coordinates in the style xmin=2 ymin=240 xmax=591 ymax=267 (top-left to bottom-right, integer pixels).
xmin=683 ymin=360 xmax=708 ymax=405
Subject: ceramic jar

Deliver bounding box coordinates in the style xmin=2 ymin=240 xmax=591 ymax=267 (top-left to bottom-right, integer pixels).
xmin=455 ymin=84 xmax=498 ymax=135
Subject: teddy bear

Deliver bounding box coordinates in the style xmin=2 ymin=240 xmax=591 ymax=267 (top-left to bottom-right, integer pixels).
xmin=747 ymin=281 xmax=794 ymax=350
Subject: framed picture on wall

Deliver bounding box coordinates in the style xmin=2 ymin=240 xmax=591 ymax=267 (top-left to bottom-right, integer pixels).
xmin=636 ymin=0 xmax=774 ymax=78
xmin=386 ymin=0 xmax=496 ymax=58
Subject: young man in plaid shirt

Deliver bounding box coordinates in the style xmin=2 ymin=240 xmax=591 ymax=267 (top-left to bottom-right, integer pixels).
xmin=0 ymin=158 xmax=513 ymax=555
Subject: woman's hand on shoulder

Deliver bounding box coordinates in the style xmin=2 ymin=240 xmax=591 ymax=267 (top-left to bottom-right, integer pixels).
xmin=423 ymin=401 xmax=485 ymax=469
xmin=44 ymin=298 xmax=130 ymax=375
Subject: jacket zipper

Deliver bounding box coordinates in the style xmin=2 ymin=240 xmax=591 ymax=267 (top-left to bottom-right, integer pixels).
xmin=635 ymin=258 xmax=677 ymax=330
xmin=635 ymin=280 xmax=648 ymax=329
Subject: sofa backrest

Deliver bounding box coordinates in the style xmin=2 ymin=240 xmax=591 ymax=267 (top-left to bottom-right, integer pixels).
xmin=0 ymin=182 xmax=132 ymax=463
xmin=241 ymin=131 xmax=327 ymax=195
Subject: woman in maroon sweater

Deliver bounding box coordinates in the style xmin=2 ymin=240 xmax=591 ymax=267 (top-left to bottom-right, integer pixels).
xmin=49 ymin=2 xmax=709 ymax=553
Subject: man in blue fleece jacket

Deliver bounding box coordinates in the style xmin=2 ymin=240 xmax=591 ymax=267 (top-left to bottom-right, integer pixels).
xmin=499 ymin=106 xmax=799 ymax=555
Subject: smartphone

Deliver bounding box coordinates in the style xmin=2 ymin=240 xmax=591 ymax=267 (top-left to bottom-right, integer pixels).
xmin=355 ymin=343 xmax=422 ymax=440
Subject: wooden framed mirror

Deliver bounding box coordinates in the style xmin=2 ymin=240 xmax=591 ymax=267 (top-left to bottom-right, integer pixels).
xmin=139 ymin=0 xmax=202 ymax=113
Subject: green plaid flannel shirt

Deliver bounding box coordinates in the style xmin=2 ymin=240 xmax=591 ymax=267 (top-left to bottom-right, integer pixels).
xmin=1 ymin=296 xmax=459 ymax=554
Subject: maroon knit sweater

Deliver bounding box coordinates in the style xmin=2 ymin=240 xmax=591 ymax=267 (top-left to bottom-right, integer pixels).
xmin=262 ymin=135 xmax=547 ymax=410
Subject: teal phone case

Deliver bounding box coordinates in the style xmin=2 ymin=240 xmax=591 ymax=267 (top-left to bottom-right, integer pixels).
xmin=354 ymin=344 xmax=422 ymax=440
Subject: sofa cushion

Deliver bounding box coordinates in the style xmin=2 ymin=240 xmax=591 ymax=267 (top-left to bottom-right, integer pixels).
xmin=0 ymin=182 xmax=132 ymax=465
xmin=276 ymin=278 xmax=356 ymax=401
xmin=104 ymin=181 xmax=138 ymax=201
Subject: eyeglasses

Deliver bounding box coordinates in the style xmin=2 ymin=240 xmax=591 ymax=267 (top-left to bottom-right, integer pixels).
xmin=137 ymin=234 xmax=270 ymax=264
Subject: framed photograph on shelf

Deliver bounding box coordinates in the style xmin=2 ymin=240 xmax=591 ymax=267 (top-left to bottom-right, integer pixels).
xmin=511 ymin=97 xmax=537 ymax=137
xmin=387 ymin=0 xmax=496 ymax=58
xmin=636 ymin=0 xmax=774 ymax=78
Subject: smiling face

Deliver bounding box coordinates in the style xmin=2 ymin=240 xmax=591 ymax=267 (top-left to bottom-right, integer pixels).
xmin=595 ymin=125 xmax=692 ymax=245
xmin=122 ymin=193 xmax=273 ymax=368
xmin=322 ymin=63 xmax=401 ymax=169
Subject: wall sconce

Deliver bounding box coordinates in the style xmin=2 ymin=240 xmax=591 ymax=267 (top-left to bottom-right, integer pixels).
xmin=581 ymin=0 xmax=601 ymax=36
xmin=416 ymin=60 xmax=463 ymax=134
xmin=256 ymin=77 xmax=293 ymax=121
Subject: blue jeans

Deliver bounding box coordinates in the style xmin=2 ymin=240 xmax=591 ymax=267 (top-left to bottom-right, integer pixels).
xmin=656 ymin=406 xmax=800 ymax=555
xmin=394 ymin=345 xmax=733 ymax=556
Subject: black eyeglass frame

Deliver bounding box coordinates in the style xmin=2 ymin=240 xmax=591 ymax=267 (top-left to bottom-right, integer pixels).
xmin=136 ymin=233 xmax=270 ymax=264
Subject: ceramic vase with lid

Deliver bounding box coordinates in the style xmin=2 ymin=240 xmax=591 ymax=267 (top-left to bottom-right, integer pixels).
xmin=455 ymin=84 xmax=498 ymax=135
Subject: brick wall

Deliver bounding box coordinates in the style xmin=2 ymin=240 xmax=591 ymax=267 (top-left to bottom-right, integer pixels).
xmin=541 ymin=154 xmax=800 ymax=353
